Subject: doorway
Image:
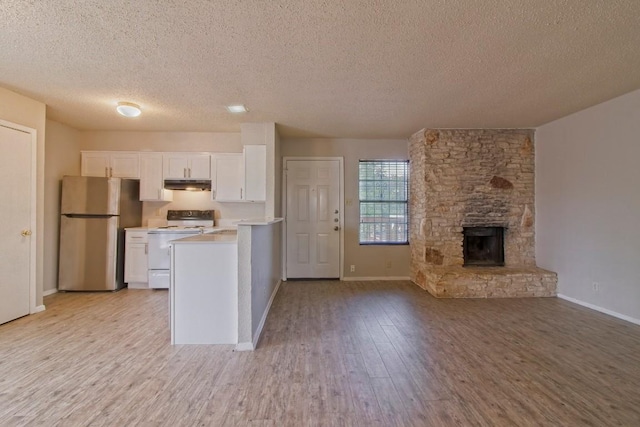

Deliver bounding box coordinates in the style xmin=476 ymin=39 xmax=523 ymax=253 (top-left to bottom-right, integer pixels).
xmin=283 ymin=158 xmax=343 ymax=279
xmin=0 ymin=120 xmax=37 ymax=324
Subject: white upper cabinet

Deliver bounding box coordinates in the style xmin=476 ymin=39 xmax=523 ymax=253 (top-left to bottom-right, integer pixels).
xmin=211 ymin=146 xmax=266 ymax=202
xmin=211 ymin=154 xmax=243 ymax=201
xmin=81 ymin=151 xmax=140 ymax=178
xmin=243 ymin=145 xmax=266 ymax=202
xmin=163 ymin=153 xmax=210 ymax=179
xmin=188 ymin=154 xmax=212 ymax=179
xmin=139 ymin=153 xmax=173 ymax=202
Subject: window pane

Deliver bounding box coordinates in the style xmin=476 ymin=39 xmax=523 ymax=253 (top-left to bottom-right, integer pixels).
xmin=358 ymin=160 xmax=409 ymax=244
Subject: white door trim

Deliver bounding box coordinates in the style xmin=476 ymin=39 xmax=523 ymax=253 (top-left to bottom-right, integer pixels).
xmin=0 ymin=119 xmax=38 ymax=314
xmin=282 ymin=157 xmax=344 ymax=280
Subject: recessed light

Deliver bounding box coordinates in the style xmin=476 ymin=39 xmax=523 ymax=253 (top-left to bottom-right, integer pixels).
xmin=226 ymin=104 xmax=248 ymax=113
xmin=116 ymin=102 xmax=142 ymax=117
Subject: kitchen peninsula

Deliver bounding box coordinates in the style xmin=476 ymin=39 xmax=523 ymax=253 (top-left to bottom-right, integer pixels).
xmin=170 ymin=218 xmax=283 ymax=349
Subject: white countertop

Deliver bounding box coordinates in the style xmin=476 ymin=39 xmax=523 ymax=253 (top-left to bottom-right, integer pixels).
xmin=170 ymin=231 xmax=238 ymax=244
xmin=234 ymin=217 xmax=284 ymax=226
xmin=125 ymin=226 xmax=237 ymax=232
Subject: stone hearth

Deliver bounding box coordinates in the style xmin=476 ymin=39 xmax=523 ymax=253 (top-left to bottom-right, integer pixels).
xmin=409 ymin=129 xmax=557 ymax=298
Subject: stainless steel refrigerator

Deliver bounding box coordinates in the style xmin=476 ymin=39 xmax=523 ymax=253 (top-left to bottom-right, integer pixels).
xmin=58 ymin=176 xmax=142 ymax=291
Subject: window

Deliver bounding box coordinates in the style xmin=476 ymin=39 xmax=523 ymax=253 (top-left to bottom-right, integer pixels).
xmin=359 ymin=160 xmax=409 ymax=244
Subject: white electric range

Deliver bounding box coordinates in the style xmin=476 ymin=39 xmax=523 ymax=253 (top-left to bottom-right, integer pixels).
xmin=147 ymin=210 xmax=215 ymax=289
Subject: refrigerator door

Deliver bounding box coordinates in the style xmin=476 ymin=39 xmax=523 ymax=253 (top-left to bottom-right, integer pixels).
xmin=60 ymin=176 xmax=121 ymax=215
xmin=58 ymin=215 xmax=120 ymax=291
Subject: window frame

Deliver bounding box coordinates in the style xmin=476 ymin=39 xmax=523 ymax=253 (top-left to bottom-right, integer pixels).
xmin=358 ymin=160 xmax=409 ymax=245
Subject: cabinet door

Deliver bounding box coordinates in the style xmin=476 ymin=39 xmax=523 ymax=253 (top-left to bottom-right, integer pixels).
xmin=81 ymin=152 xmax=109 ymax=177
xmin=125 ymin=242 xmax=148 ymax=284
xmin=244 ymin=145 xmax=266 ymax=201
xmin=109 ymin=153 xmax=140 ymax=178
xmin=212 ymin=154 xmax=243 ymax=201
xmin=139 ymin=153 xmax=173 ymax=201
xmin=188 ymin=154 xmax=211 ymax=179
xmin=163 ymin=154 xmax=190 ymax=179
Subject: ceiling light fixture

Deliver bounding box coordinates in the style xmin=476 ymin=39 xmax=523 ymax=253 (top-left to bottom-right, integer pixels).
xmin=116 ymin=102 xmax=142 ymax=117
xmin=226 ymin=104 xmax=248 ymax=113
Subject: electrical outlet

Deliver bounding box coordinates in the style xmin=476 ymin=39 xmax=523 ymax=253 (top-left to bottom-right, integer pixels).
xmin=350 ymin=265 xmax=355 ymax=272
xmin=592 ymin=282 xmax=600 ymax=292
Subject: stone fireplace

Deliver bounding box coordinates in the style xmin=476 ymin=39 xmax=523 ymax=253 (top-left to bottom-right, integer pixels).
xmin=409 ymin=129 xmax=557 ymax=298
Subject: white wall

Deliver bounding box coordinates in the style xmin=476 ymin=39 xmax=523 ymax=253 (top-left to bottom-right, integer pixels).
xmin=536 ymin=89 xmax=640 ymax=322
xmin=44 ymin=120 xmax=81 ymax=293
xmin=0 ymin=87 xmax=46 ymax=306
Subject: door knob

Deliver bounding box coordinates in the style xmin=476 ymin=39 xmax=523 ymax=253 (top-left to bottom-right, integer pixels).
xmin=334 ymin=226 xmax=340 ymax=231
xmin=21 ymin=229 xmax=32 ymax=237
xmin=334 ymin=209 xmax=339 ymax=214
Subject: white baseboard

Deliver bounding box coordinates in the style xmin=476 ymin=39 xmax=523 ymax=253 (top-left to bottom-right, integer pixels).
xmin=235 ymin=342 xmax=254 ymax=351
xmin=341 ymin=276 xmax=411 ymax=282
xmin=32 ymin=305 xmax=46 ymax=313
xmin=557 ymin=294 xmax=640 ymax=326
xmin=43 ymin=288 xmax=58 ymax=297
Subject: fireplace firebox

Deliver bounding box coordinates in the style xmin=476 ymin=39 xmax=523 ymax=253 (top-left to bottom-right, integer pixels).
xmin=463 ymin=227 xmax=505 ymax=267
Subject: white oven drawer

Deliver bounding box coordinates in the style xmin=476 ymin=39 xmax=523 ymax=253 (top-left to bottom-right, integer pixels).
xmin=148 ymin=270 xmax=170 ymax=289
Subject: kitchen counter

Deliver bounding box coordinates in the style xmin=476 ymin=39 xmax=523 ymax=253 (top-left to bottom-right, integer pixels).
xmin=171 ymin=232 xmax=237 ymax=244
xmin=234 ymin=217 xmax=283 ymax=226
xmin=125 ymin=225 xmax=238 ymax=232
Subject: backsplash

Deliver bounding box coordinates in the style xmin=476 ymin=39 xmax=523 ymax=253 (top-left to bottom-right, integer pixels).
xmin=141 ymin=191 xmax=265 ymax=226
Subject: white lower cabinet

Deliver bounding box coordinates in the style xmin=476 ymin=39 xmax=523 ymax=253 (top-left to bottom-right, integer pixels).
xmin=125 ymin=230 xmax=148 ymax=288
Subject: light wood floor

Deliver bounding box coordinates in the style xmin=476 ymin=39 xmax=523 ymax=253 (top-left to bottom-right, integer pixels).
xmin=1 ymin=281 xmax=639 ymax=426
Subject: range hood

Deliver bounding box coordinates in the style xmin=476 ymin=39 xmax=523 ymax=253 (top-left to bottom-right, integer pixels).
xmin=163 ymin=179 xmax=211 ymax=191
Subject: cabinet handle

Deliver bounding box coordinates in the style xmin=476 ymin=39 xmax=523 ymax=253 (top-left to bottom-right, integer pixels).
xmin=105 ymin=167 xmax=109 ymax=177
xmin=188 ymin=168 xmax=192 ymax=178
xmin=145 ymin=244 xmax=148 ymax=255
xmin=110 ymin=167 xmax=113 ymax=177
xmin=184 ymin=168 xmax=187 ymax=178
xmin=240 ymin=188 xmax=243 ymax=199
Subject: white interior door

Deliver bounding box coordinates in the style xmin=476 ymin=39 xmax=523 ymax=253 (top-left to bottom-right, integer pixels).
xmin=0 ymin=124 xmax=33 ymax=324
xmin=286 ymin=160 xmax=340 ymax=278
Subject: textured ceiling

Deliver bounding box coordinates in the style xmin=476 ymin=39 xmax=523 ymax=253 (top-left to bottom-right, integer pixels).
xmin=1 ymin=1 xmax=640 ymax=138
